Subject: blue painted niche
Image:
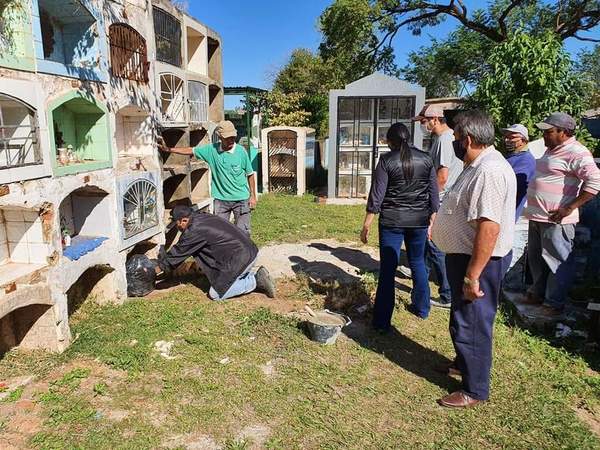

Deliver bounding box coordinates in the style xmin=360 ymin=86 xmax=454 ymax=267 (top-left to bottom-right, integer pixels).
xmin=32 ymin=0 xmax=108 ymax=82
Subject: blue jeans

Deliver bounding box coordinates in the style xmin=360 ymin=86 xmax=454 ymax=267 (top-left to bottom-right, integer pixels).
xmin=527 ymin=221 xmax=576 ymax=310
xmin=373 ymin=226 xmax=430 ymax=329
xmin=209 ymin=259 xmax=257 ymax=301
xmin=425 ymin=239 xmax=452 ymax=302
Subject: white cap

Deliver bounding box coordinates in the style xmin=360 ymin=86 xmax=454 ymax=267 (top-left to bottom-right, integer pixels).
xmin=501 ymin=124 xmax=529 ymax=141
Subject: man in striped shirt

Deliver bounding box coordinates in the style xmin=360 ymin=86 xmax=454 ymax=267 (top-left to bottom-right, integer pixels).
xmin=524 ymin=112 xmax=600 ymax=316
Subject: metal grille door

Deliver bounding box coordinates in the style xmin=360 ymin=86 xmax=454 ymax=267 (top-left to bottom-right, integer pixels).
xmin=153 ymin=7 xmax=182 ymax=67
xmin=109 ymin=23 xmax=149 ymax=82
xmin=160 ymin=73 xmax=185 ymax=124
xmin=188 ymin=80 xmax=208 ymax=123
xmin=123 ymin=179 xmax=159 ymax=239
xmin=268 ymin=131 xmax=297 ymax=194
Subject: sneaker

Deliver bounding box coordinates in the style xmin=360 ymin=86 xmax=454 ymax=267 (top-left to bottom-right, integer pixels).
xmin=398 ymin=265 xmax=412 ymax=278
xmin=430 ymin=298 xmax=451 ymax=309
xmin=255 ymin=266 xmax=276 ymax=298
xmin=406 ymin=304 xmax=428 ymax=320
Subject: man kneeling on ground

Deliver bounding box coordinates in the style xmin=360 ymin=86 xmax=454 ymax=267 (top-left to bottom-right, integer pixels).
xmin=157 ymin=205 xmax=275 ymax=301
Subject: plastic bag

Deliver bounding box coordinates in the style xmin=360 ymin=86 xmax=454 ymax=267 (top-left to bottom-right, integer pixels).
xmin=126 ymin=255 xmax=157 ymax=297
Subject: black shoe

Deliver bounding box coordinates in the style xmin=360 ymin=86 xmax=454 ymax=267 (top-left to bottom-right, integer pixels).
xmin=406 ymin=304 xmax=428 ymax=320
xmin=430 ymin=298 xmax=451 ymax=309
xmin=255 ymin=266 xmax=276 ymax=298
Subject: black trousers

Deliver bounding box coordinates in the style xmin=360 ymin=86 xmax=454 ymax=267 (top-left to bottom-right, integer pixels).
xmin=446 ymin=253 xmax=503 ymax=400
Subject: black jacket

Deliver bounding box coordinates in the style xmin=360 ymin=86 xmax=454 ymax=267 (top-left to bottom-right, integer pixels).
xmin=367 ymin=146 xmax=439 ymax=228
xmin=158 ymin=212 xmax=258 ymax=296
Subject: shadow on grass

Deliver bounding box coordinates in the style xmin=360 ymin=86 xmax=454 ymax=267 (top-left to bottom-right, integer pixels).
xmin=345 ymin=321 xmax=461 ymax=393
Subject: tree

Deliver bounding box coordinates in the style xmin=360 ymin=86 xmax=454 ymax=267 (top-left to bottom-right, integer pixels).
xmin=471 ymin=32 xmax=594 ymax=147
xmin=576 ymin=44 xmax=600 ymax=108
xmin=261 ymin=91 xmax=312 ymax=128
xmin=397 ymin=1 xmax=600 ymax=98
xmin=371 ymin=0 xmax=600 ymax=59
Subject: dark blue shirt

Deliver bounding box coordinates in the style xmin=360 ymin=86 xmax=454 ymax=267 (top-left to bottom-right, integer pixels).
xmin=505 ymin=149 xmax=536 ymax=220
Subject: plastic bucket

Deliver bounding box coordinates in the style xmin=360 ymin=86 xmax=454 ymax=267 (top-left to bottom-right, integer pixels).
xmin=306 ymin=310 xmax=351 ymax=345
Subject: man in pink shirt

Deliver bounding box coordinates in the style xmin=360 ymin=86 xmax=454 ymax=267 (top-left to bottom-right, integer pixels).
xmin=524 ymin=112 xmax=600 ymax=316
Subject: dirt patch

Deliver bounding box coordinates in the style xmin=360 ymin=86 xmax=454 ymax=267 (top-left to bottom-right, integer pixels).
xmin=256 ymin=240 xmax=379 ymax=282
xmin=163 ymin=432 xmax=221 ymax=450
xmin=575 ymin=404 xmax=600 ymax=438
xmin=237 ymin=424 xmax=271 ymax=449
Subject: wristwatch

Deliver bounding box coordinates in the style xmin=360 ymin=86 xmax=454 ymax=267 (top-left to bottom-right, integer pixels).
xmin=463 ymin=277 xmax=479 ymax=286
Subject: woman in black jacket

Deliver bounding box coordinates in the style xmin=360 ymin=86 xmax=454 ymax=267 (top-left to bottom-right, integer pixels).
xmin=361 ymin=123 xmax=439 ymax=330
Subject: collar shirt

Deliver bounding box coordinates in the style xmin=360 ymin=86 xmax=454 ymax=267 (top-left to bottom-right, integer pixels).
xmin=431 ymin=146 xmax=517 ymax=257
xmin=524 ymin=137 xmax=600 ymax=224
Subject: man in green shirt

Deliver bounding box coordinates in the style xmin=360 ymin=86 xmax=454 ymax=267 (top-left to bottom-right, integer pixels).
xmin=159 ymin=121 xmax=257 ymax=235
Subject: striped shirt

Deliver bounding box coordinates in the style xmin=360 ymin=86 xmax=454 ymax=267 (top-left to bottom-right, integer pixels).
xmin=524 ymin=138 xmax=600 ymax=224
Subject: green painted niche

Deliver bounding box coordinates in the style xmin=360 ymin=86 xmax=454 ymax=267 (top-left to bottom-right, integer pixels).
xmin=51 ymin=97 xmax=109 ymax=164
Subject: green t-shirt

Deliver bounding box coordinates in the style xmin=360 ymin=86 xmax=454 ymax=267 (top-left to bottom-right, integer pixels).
xmin=193 ymin=143 xmax=253 ymax=201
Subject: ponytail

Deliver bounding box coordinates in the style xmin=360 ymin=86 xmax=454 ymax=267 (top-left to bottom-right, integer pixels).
xmin=386 ymin=122 xmax=413 ymax=180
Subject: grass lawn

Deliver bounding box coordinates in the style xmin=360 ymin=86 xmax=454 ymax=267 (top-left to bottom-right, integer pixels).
xmin=0 ymin=195 xmax=599 ymax=449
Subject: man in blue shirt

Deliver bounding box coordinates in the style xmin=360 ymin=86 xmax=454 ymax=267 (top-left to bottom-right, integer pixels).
xmin=500 ymin=124 xmax=537 ymax=274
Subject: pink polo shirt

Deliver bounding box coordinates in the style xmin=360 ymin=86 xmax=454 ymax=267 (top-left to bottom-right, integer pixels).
xmin=524 ymin=137 xmax=600 ymax=224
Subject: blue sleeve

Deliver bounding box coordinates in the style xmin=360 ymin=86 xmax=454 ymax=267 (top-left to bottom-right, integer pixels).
xmin=366 ymin=158 xmax=388 ymax=214
xmin=429 ymin=165 xmax=440 ymax=213
xmin=514 ymin=154 xmax=536 ymax=210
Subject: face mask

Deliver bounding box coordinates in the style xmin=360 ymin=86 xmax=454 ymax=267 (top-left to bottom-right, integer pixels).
xmin=504 ymin=139 xmax=517 ymax=151
xmin=453 ymin=140 xmax=467 ymax=161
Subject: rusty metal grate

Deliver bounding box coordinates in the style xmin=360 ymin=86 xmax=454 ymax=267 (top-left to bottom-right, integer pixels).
xmin=153 ymin=7 xmax=182 ymax=67
xmin=109 ymin=23 xmax=149 ymax=83
xmin=268 ymin=131 xmax=297 ymax=194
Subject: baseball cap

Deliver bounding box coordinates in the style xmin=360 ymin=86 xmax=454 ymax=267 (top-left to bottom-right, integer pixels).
xmin=501 ymin=124 xmax=529 ymax=141
xmin=535 ymin=112 xmax=576 ymax=131
xmin=167 ymin=205 xmax=193 ymax=229
xmin=215 ymin=120 xmax=237 ymax=139
xmin=412 ymin=104 xmax=445 ymax=121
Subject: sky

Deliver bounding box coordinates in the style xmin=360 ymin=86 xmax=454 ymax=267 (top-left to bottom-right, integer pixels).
xmin=188 ymin=0 xmax=598 ymax=108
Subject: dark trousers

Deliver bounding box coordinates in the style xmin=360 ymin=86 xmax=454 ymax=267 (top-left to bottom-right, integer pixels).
xmin=373 ymin=226 xmax=430 ymax=330
xmin=425 ymin=239 xmax=452 ymax=302
xmin=446 ymin=253 xmax=503 ymax=401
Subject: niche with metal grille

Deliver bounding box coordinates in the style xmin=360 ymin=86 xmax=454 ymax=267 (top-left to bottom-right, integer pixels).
xmin=160 ymin=73 xmax=185 ymax=124
xmin=109 ymin=23 xmax=149 ymax=82
xmin=153 ymin=7 xmax=182 ymax=67
xmin=268 ymin=130 xmax=297 ymax=194
xmin=188 ymin=80 xmax=208 ymax=123
xmin=122 ymin=179 xmax=158 ymax=239
xmin=0 ymin=94 xmax=41 ymax=169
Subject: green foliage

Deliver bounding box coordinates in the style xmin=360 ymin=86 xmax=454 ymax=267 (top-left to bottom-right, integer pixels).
xmin=576 ymin=44 xmax=600 ymax=109
xmin=1 ymin=386 xmax=23 ymax=403
xmin=262 ymin=91 xmax=312 ymax=128
xmin=471 ymin=32 xmax=594 ymax=146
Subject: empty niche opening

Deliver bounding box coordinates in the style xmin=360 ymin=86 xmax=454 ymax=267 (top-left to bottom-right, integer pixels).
xmin=66 ymin=265 xmax=116 ymax=316
xmin=0 ymin=207 xmax=49 ymax=287
xmin=190 ymin=168 xmax=210 ymax=205
xmin=207 ymin=37 xmax=220 ymax=80
xmin=0 ymin=304 xmax=53 ymax=356
xmin=127 ymin=240 xmax=158 ymax=261
xmin=51 ymin=95 xmax=109 ymax=167
xmin=163 ymin=173 xmax=190 ymax=211
xmin=208 ymin=84 xmax=221 ymax=122
xmin=189 ymin=128 xmax=207 ymax=147
xmin=38 ymin=0 xmax=97 ymax=68
xmin=159 ymin=127 xmax=188 ymax=166
xmin=115 ymin=106 xmax=153 ymax=157
xmin=59 ymin=186 xmax=110 ymax=259
xmin=186 ymin=27 xmax=205 ymax=74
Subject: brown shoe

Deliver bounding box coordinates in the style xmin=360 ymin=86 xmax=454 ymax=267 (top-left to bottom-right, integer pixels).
xmin=438 ymin=391 xmax=483 ymax=408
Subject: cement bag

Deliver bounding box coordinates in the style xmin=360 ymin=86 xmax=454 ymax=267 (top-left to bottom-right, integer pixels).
xmin=126 ymin=255 xmax=157 ymax=297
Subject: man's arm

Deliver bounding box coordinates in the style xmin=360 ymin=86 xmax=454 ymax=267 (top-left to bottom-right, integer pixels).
xmin=248 ymin=173 xmax=257 ymax=208
xmin=549 ymin=191 xmax=596 ymax=223
xmin=464 ymin=219 xmax=500 ymax=300
xmin=157 ymin=138 xmax=194 ymax=156
xmin=437 ymin=167 xmax=449 ymax=191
